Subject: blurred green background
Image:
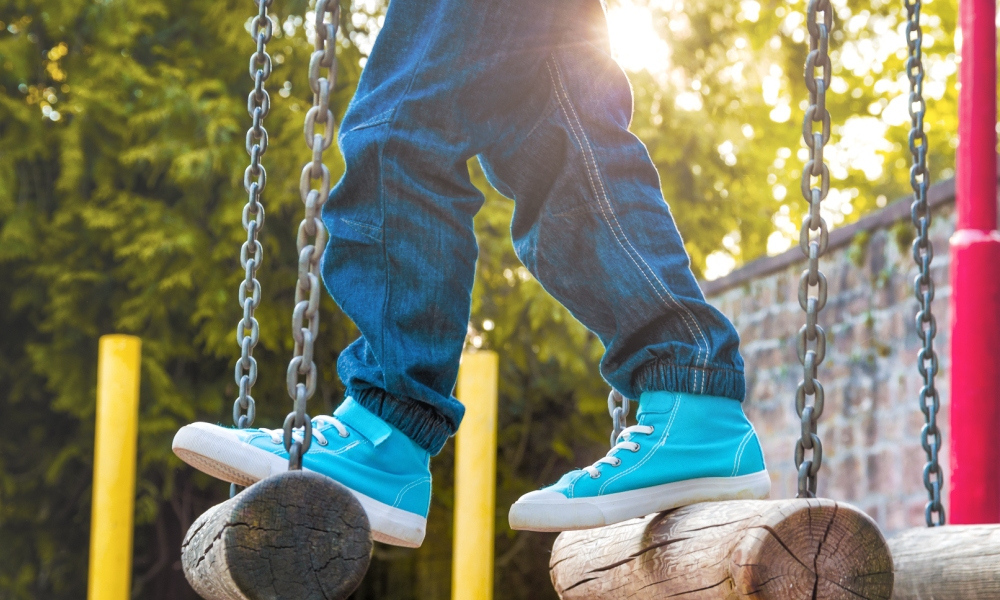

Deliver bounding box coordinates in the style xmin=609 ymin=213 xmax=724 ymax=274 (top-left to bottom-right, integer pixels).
xmin=0 ymin=0 xmax=959 ymax=597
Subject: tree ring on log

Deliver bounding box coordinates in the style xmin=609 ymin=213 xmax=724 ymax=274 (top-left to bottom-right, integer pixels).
xmin=182 ymin=470 xmax=372 ymax=600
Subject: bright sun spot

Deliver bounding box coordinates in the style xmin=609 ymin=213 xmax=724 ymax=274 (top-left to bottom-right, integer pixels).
xmin=606 ymin=1 xmax=671 ymax=73
xmin=704 ymin=251 xmax=737 ymax=281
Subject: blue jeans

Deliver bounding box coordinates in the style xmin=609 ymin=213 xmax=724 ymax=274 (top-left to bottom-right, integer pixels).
xmin=321 ymin=0 xmax=745 ymax=454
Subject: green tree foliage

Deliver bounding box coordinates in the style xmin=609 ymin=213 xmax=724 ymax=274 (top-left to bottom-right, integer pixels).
xmin=0 ymin=0 xmax=960 ymax=598
xmin=624 ymin=0 xmax=958 ymax=276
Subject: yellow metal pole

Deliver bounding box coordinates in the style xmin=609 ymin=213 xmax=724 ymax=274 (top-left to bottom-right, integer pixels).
xmin=87 ymin=335 xmax=142 ymax=600
xmin=452 ymin=350 xmax=499 ymax=600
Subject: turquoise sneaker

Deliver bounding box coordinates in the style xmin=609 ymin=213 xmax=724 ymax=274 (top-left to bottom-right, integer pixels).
xmin=508 ymin=391 xmax=769 ymax=531
xmin=172 ymin=397 xmax=431 ymax=548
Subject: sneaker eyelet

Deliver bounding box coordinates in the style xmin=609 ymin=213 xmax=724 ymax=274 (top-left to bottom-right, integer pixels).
xmin=340 ymin=432 xmax=350 ymax=438
xmin=318 ymin=439 xmax=329 ymax=447
xmin=647 ymin=426 xmax=655 ymax=434
xmin=612 ymin=458 xmax=622 ymax=467
xmin=589 ymin=472 xmax=601 ymax=479
xmin=632 ymin=444 xmax=641 ymax=452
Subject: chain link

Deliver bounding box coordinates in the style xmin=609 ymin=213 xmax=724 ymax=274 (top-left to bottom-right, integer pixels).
xmin=607 ymin=390 xmax=631 ymax=448
xmin=284 ymin=0 xmax=339 ymax=470
xmin=793 ymin=0 xmax=833 ymax=499
xmin=904 ymin=0 xmax=944 ymax=527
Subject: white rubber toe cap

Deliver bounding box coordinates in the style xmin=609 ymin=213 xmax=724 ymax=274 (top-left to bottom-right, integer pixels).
xmin=508 ymin=490 xmax=606 ymax=532
xmin=172 ymin=422 xmax=280 ymax=485
xmin=512 ymin=489 xmax=569 ymax=504
xmin=173 ymin=422 xmax=241 ymax=447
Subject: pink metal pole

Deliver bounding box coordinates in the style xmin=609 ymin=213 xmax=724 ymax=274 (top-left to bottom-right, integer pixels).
xmin=950 ymin=0 xmax=1000 ymax=524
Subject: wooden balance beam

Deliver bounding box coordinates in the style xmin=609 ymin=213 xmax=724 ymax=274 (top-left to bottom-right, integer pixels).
xmin=181 ymin=471 xmax=372 ymax=600
xmin=549 ymin=499 xmax=893 ymax=600
xmin=888 ymin=524 xmax=1000 ymax=600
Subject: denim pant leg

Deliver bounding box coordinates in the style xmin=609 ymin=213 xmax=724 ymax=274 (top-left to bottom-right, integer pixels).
xmin=324 ymin=0 xmax=746 ymax=455
xmin=321 ymin=0 xmax=560 ymax=454
xmin=479 ymin=1 xmax=746 ymax=401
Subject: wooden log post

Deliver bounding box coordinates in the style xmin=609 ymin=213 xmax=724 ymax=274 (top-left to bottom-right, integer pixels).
xmin=888 ymin=524 xmax=1000 ymax=600
xmin=550 ymin=499 xmax=893 ymax=600
xmin=182 ymin=471 xmax=372 ymax=600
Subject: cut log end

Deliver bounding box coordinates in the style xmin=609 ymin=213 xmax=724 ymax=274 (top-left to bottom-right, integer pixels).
xmin=182 ymin=471 xmax=372 ymax=600
xmin=550 ymin=499 xmax=893 ymax=600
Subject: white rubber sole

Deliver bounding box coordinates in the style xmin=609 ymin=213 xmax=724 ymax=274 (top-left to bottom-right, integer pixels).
xmin=508 ymin=470 xmax=771 ymax=532
xmin=172 ymin=423 xmax=426 ymax=548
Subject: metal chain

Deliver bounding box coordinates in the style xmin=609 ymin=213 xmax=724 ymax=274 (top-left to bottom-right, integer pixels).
xmin=904 ymin=0 xmax=944 ymax=527
xmin=793 ymin=0 xmax=833 ymax=499
xmin=608 ymin=390 xmax=631 ymax=448
xmin=231 ymin=0 xmax=273 ymax=497
xmin=232 ymin=0 xmax=274 ymax=497
xmin=283 ymin=0 xmax=338 ymax=470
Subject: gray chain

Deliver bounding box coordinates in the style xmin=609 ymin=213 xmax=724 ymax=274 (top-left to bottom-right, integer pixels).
xmin=793 ymin=0 xmax=833 ymax=499
xmin=234 ymin=0 xmax=273 ymax=437
xmin=904 ymin=0 xmax=944 ymax=527
xmin=231 ymin=0 xmax=273 ymax=498
xmin=283 ymin=0 xmax=339 ymax=470
xmin=608 ymin=390 xmax=631 ymax=448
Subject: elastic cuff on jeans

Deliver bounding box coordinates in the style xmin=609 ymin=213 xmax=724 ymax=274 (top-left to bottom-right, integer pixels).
xmin=633 ymin=360 xmax=746 ymax=401
xmin=349 ymin=386 xmax=454 ymax=455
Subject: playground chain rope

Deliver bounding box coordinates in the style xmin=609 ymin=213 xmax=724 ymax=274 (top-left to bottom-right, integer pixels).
xmin=282 ymin=0 xmax=340 ymax=471
xmin=231 ymin=0 xmax=274 ymax=498
xmin=230 ymin=0 xmax=338 ymax=480
xmin=607 ymin=390 xmax=631 ymax=448
xmin=793 ymin=0 xmax=833 ymax=499
xmin=904 ymin=0 xmax=945 ymax=528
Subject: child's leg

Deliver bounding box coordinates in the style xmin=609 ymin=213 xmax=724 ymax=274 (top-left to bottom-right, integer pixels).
xmin=320 ymin=0 xmax=566 ymax=457
xmin=479 ymin=2 xmax=743 ymax=399
xmin=474 ymin=2 xmax=770 ymax=531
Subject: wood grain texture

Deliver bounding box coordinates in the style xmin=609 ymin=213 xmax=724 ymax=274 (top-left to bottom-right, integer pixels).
xmin=182 ymin=471 xmax=372 ymax=600
xmin=888 ymin=524 xmax=1000 ymax=600
xmin=550 ymin=499 xmax=893 ymax=600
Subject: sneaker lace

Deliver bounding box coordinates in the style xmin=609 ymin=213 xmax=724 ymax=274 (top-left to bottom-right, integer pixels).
xmin=583 ymin=424 xmax=655 ymax=478
xmin=259 ymin=415 xmax=349 ymax=447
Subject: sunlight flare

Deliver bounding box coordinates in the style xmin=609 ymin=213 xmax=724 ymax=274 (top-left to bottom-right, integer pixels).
xmin=606 ymin=1 xmax=671 ymax=73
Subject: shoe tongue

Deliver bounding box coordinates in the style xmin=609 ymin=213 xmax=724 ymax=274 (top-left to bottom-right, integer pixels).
xmin=636 ymin=391 xmax=677 ymax=420
xmin=334 ymin=397 xmax=392 ymax=446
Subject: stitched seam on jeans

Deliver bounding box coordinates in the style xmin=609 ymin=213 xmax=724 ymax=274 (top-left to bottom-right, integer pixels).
xmin=393 ymin=477 xmax=431 ymax=508
xmin=599 ymin=394 xmax=681 ymax=495
xmin=731 ymin=429 xmax=755 ymax=477
xmin=553 ymin=67 xmax=710 ymax=393
xmin=545 ymin=61 xmax=710 ymax=393
xmin=545 ymin=58 xmax=711 ymax=393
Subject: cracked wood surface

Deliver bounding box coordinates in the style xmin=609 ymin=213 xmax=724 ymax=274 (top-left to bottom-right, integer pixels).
xmin=549 ymin=499 xmax=893 ymax=600
xmin=888 ymin=524 xmax=1000 ymax=600
xmin=182 ymin=471 xmax=372 ymax=600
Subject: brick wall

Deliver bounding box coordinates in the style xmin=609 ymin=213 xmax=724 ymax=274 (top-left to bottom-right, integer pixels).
xmin=703 ymin=182 xmax=957 ymax=535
